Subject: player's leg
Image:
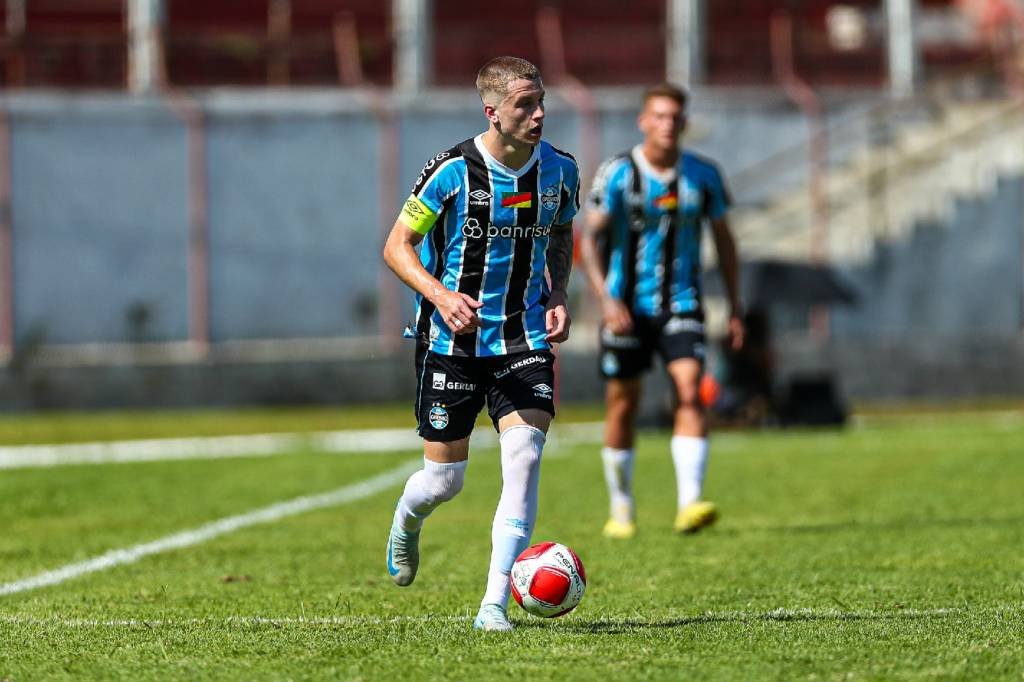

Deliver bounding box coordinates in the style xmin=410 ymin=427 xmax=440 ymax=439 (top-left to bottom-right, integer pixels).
xmin=665 ymin=356 xmax=717 ymax=533
xmin=474 ymin=351 xmax=555 ymax=631
xmin=597 ymin=322 xmax=651 ymax=539
xmin=387 ymin=347 xmax=483 ymax=587
xmin=601 ymin=377 xmax=642 ymax=538
xmin=387 ymin=439 xmax=469 ymax=587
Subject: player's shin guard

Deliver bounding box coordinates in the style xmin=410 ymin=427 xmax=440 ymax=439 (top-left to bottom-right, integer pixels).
xmin=394 ymin=458 xmax=468 ymax=532
xmin=481 ymin=425 xmax=545 ymax=608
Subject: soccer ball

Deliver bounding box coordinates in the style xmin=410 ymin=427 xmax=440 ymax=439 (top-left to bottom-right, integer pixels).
xmin=510 ymin=541 xmax=586 ymax=618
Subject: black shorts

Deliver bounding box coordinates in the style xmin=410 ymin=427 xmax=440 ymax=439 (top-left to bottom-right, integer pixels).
xmin=414 ymin=346 xmax=556 ymax=442
xmin=599 ymin=313 xmax=706 ymax=380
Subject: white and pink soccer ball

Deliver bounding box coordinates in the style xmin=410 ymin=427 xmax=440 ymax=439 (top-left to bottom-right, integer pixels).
xmin=510 ymin=541 xmax=587 ymax=618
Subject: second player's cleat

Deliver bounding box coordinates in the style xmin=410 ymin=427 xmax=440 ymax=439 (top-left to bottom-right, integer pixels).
xmin=472 ymin=603 xmax=514 ymax=632
xmin=602 ymin=517 xmax=637 ymax=539
xmin=386 ymin=522 xmax=420 ymax=586
xmin=674 ymin=500 xmax=718 ymax=534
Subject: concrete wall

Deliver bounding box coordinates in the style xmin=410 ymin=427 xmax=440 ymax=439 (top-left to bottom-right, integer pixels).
xmin=2 ymin=88 xmax=879 ymax=349
xmin=3 ymin=89 xmax=1021 ymax=408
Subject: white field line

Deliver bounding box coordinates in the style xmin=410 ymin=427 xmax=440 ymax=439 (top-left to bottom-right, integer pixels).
xmin=0 ymin=422 xmax=605 ymax=470
xmin=0 ymin=606 xmax=991 ymax=629
xmin=0 ymin=460 xmax=420 ymax=598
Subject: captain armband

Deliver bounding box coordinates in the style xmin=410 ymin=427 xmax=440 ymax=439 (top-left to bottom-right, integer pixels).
xmin=398 ymin=194 xmax=439 ymax=235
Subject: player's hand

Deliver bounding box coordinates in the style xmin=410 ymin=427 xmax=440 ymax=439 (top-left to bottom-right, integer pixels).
xmin=545 ymin=290 xmax=571 ymax=343
xmin=434 ymin=289 xmax=483 ymax=335
xmin=601 ymin=297 xmax=633 ymax=335
xmin=728 ymin=313 xmax=745 ymax=351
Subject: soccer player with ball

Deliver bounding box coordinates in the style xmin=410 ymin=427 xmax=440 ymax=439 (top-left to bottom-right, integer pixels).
xmin=382 ymin=56 xmax=580 ymax=631
xmin=580 ymin=84 xmax=744 ymax=539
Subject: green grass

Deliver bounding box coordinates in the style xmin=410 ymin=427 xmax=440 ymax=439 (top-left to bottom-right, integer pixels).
xmin=2 ymin=408 xmax=1024 ymax=679
xmin=0 ymin=403 xmax=609 ymax=445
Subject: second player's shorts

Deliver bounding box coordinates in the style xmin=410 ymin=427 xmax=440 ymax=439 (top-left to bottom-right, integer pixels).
xmin=414 ymin=346 xmax=556 ymax=442
xmin=599 ymin=312 xmax=705 ymax=380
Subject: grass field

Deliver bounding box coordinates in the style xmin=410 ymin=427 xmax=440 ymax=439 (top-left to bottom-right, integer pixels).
xmin=2 ymin=406 xmax=1023 ymax=679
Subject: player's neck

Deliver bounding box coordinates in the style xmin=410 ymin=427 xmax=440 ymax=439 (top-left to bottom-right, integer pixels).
xmin=481 ymin=129 xmax=535 ymax=170
xmin=641 ymin=143 xmax=679 ymax=172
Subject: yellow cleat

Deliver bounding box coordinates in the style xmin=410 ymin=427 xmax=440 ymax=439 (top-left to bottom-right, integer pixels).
xmin=674 ymin=501 xmax=718 ymax=534
xmin=602 ymin=518 xmax=637 ymax=539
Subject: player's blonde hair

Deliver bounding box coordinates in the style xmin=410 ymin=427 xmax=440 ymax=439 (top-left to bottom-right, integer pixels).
xmin=476 ymin=56 xmax=541 ymax=104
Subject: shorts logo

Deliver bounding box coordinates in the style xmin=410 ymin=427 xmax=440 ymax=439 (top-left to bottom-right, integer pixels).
xmin=462 ymin=218 xmax=484 ymax=239
xmin=428 ymin=405 xmax=449 ymax=430
xmin=533 ymin=383 xmax=553 ymax=398
xmin=512 ymin=355 xmax=546 ymax=370
xmin=663 ymin=316 xmax=704 ymax=336
xmin=602 ymin=351 xmax=620 ymax=376
xmin=469 ymin=189 xmax=492 ymax=207
xmin=432 ymin=372 xmax=446 ymax=390
xmin=540 ymin=185 xmax=560 ymax=211
xmin=693 ymin=343 xmax=705 ymax=359
xmin=494 ymin=354 xmax=547 ymax=379
xmin=601 ymin=327 xmax=642 ymax=349
xmin=446 ymin=381 xmax=476 ymax=391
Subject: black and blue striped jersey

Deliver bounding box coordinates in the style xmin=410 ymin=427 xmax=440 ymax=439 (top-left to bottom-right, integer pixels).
xmin=588 ymin=146 xmax=731 ymax=316
xmin=398 ymin=135 xmax=580 ymax=357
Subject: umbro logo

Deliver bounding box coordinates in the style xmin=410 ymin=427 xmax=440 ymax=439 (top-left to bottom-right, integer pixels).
xmin=404 ymin=199 xmax=425 ymax=216
xmin=468 ymin=189 xmax=492 ymax=207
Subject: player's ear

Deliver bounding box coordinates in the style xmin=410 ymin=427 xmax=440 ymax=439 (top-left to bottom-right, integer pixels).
xmin=483 ymin=103 xmax=499 ymax=125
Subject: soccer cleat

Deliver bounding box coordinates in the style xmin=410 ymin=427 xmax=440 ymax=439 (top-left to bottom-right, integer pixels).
xmin=385 ymin=522 xmax=420 ymax=587
xmin=472 ymin=603 xmax=514 ymax=632
xmin=602 ymin=517 xmax=637 ymax=539
xmin=674 ymin=500 xmax=718 ymax=534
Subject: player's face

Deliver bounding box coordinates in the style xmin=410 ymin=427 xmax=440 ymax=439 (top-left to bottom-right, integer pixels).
xmin=639 ymin=95 xmax=686 ymax=151
xmin=495 ymin=78 xmax=546 ymax=146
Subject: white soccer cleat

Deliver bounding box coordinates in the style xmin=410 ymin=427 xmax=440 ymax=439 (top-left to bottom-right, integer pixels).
xmin=386 ymin=522 xmax=420 ymax=587
xmin=473 ymin=603 xmax=514 ymax=632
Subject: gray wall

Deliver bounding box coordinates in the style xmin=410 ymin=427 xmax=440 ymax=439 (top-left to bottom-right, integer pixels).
xmin=832 ymin=174 xmax=1024 ymax=337
xmin=3 ymin=89 xmax=880 ymax=349
xmin=3 ymin=89 xmax=1021 ymax=408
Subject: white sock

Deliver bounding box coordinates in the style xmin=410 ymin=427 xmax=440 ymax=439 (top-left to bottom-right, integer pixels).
xmin=601 ymin=447 xmax=635 ymax=522
xmin=481 ymin=425 xmax=545 ymax=608
xmin=671 ymin=435 xmax=709 ymax=510
xmin=394 ymin=458 xmax=468 ymax=532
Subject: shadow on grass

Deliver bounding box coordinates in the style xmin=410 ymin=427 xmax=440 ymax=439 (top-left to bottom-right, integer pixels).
xmin=513 ymin=607 xmax=964 ymax=635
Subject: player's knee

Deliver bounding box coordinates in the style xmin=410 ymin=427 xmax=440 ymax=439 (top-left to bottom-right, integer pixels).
xmin=678 ymin=391 xmax=702 ymax=409
xmin=421 ymin=461 xmax=467 ymax=504
xmin=500 ymin=424 xmax=545 ymax=472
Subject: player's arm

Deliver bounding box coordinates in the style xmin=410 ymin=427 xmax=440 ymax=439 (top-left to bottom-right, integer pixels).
xmin=710 ymin=215 xmax=744 ymax=350
xmin=382 ymin=217 xmax=481 ymax=334
xmin=580 ymin=209 xmax=633 ymax=335
xmin=544 ymin=221 xmax=573 ymax=343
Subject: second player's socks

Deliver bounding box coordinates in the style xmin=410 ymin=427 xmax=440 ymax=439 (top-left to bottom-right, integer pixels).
xmin=601 ymin=446 xmax=635 ymax=522
xmin=670 ymin=435 xmax=709 ymax=509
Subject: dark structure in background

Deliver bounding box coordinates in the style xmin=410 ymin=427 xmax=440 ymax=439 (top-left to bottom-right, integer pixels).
xmin=0 ymin=0 xmax=1001 ymax=89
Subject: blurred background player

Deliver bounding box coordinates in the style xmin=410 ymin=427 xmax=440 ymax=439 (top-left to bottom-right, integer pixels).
xmin=381 ymin=56 xmax=580 ymax=631
xmin=579 ymin=84 xmax=743 ymax=539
